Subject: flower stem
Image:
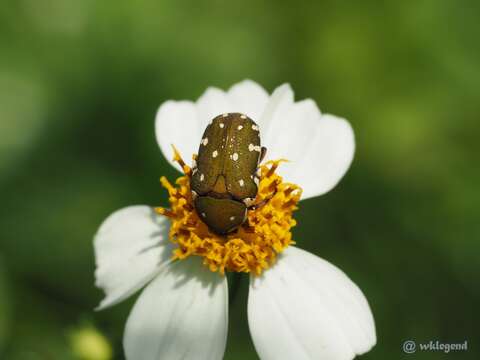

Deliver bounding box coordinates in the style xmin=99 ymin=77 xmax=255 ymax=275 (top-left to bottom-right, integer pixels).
xmin=228 ymin=272 xmax=243 ymax=306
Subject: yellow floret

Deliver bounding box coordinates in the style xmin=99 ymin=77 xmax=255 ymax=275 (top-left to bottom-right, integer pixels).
xmin=156 ymin=147 xmax=302 ymax=275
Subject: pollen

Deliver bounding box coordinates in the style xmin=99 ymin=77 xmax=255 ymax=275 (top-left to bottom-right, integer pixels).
xmin=155 ymin=147 xmax=302 ymax=275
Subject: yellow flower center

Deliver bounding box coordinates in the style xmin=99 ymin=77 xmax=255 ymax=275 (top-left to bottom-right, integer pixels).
xmin=156 ymin=148 xmax=302 ymax=275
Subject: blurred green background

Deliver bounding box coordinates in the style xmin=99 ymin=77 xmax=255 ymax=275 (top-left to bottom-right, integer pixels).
xmin=1 ymin=0 xmax=479 ymax=359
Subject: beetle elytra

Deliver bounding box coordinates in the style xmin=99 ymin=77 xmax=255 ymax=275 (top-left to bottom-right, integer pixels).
xmin=191 ymin=113 xmax=266 ymax=234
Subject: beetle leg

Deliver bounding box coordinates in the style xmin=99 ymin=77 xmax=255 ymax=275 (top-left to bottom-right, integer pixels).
xmin=191 ymin=153 xmax=198 ymax=170
xmin=251 ymin=199 xmax=267 ymax=210
xmin=191 ymin=190 xmax=198 ymax=201
xmin=243 ymin=197 xmax=256 ymax=208
xmin=252 ymin=168 xmax=261 ymax=186
xmin=250 ymin=183 xmax=280 ymax=210
xmin=242 ymin=223 xmax=256 ymax=233
xmin=258 ymin=146 xmax=267 ymax=164
xmin=190 ymin=155 xmax=199 ymax=179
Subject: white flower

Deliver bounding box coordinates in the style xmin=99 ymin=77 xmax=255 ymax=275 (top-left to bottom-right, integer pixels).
xmin=94 ymin=80 xmax=376 ymax=360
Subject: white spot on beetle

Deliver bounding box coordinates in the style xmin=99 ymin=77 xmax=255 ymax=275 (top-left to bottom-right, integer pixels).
xmin=249 ymin=144 xmax=261 ymax=152
xmin=240 ymin=114 xmax=246 ymax=119
xmin=202 ymin=137 xmax=208 ymax=146
xmin=237 ymin=125 xmax=243 ymax=130
xmin=212 ymin=150 xmax=218 ymax=158
xmin=202 ymin=212 xmax=206 ymax=218
xmin=239 ymin=179 xmax=244 ymax=187
xmin=232 ymin=152 xmax=239 ymax=161
xmin=223 ymin=113 xmax=228 ymax=117
xmin=219 ymin=123 xmax=224 ymax=128
xmin=200 ymin=173 xmax=204 ymax=181
xmin=252 ymin=124 xmax=259 ymax=131
xmin=244 ymin=197 xmax=255 ymax=207
xmin=230 ymin=216 xmax=235 ymax=221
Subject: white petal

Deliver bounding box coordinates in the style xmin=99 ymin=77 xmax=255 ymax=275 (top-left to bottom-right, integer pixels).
xmin=196 ymin=87 xmax=231 ymax=124
xmin=285 ymin=113 xmax=355 ymax=199
xmin=261 ymin=98 xmax=320 ymax=176
xmin=124 ymin=257 xmax=228 ymax=360
xmin=155 ymin=81 xmax=353 ymax=191
xmin=155 ymin=100 xmax=201 ymax=172
xmin=260 ymin=85 xmax=354 ymax=200
xmin=258 ymin=83 xmax=294 ymax=139
xmin=155 ymin=86 xmax=231 ymax=171
xmin=226 ymin=79 xmax=269 ymax=120
xmin=94 ymin=206 xmax=172 ymax=310
xmin=248 ymin=246 xmax=376 ymax=360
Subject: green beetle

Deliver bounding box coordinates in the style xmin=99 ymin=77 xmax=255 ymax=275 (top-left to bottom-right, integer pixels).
xmin=191 ymin=113 xmax=266 ymax=235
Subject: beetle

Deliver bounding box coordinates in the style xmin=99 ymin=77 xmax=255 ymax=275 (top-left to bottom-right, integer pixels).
xmin=190 ymin=112 xmax=266 ymax=235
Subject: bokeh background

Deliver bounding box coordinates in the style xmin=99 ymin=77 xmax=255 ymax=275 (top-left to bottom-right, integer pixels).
xmin=1 ymin=0 xmax=479 ymax=359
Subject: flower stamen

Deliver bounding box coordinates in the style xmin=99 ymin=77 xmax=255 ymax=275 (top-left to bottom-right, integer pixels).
xmin=156 ymin=150 xmax=302 ymax=275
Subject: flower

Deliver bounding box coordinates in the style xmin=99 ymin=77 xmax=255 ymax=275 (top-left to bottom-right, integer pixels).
xmin=94 ymin=80 xmax=376 ymax=360
xmin=157 ymin=152 xmax=301 ymax=275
